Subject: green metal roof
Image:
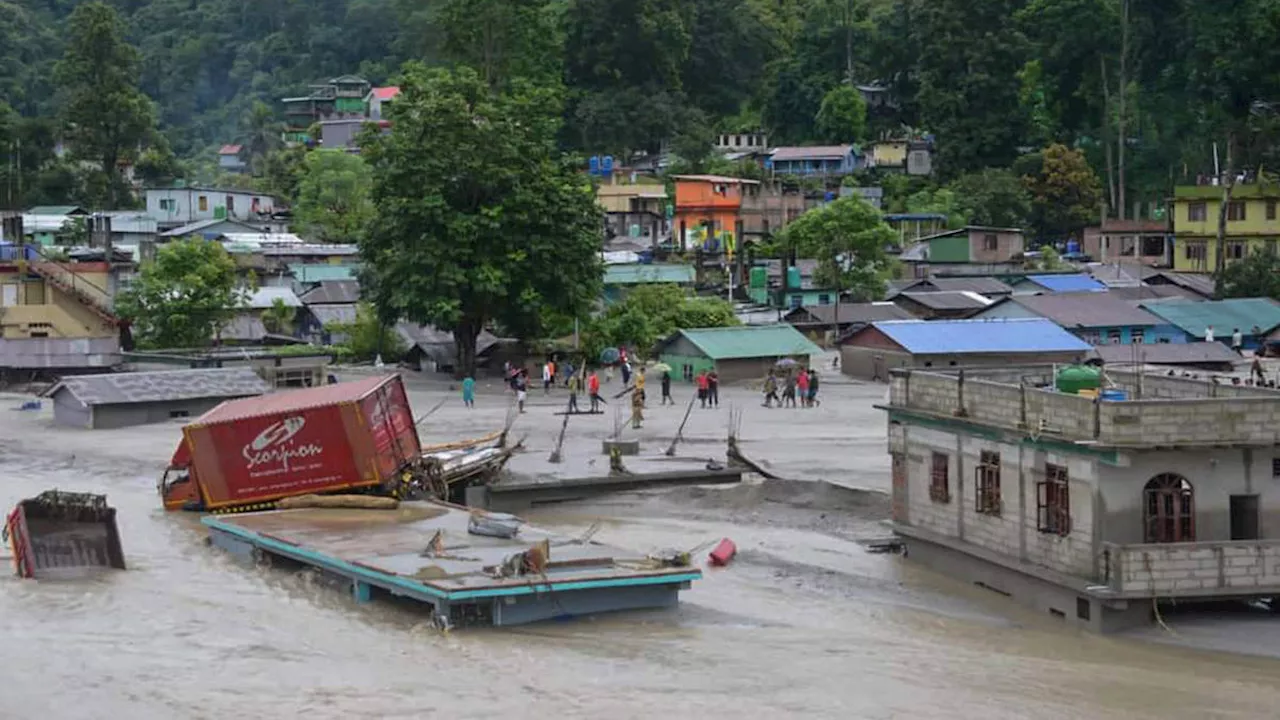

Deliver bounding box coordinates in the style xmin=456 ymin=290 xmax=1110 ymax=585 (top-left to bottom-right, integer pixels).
xmin=27 ymin=205 xmax=86 ymax=216
xmin=289 ymin=264 xmax=361 ymax=283
xmin=603 ymin=263 xmax=695 ymax=285
xmin=1139 ymin=298 xmax=1280 ymax=336
xmin=661 ymin=324 xmax=823 ymax=360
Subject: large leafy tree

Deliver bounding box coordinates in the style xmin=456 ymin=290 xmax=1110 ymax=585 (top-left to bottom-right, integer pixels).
xmin=775 ymin=196 xmax=896 ymax=301
xmin=294 ymin=150 xmax=375 ymax=242
xmin=1019 ymin=143 xmax=1103 ymax=241
xmin=116 ymin=239 xmax=244 ymax=349
xmin=239 ymin=101 xmax=285 ymax=174
xmin=54 ymin=2 xmax=156 ymax=208
xmin=814 ymin=84 xmax=868 ymax=143
xmin=360 ymin=64 xmax=604 ymax=376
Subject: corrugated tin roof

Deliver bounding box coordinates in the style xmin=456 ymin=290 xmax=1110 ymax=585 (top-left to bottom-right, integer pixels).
xmin=784 ymin=302 xmax=912 ymax=325
xmin=899 ymin=277 xmax=1013 ymax=296
xmin=309 ymin=304 xmax=358 ymax=326
xmin=1024 ymin=274 xmax=1108 ymax=292
xmin=603 ymin=264 xmax=695 ymax=285
xmin=220 ymin=314 xmax=268 ymax=341
xmin=771 ymin=145 xmax=853 ymax=161
xmin=1105 ymin=285 xmax=1203 ymax=303
xmin=394 ymin=322 xmax=500 ymax=352
xmin=196 ymin=374 xmax=393 ymax=425
xmin=299 ymin=280 xmax=360 ymax=305
xmin=864 ymin=318 xmax=1093 ymax=354
xmin=1001 ymin=293 xmax=1168 ymax=328
xmin=220 ymin=232 xmax=306 ymax=246
xmin=260 ymin=245 xmax=359 ymax=257
xmin=27 ymin=205 xmax=86 ymax=216
xmin=46 ymin=368 xmax=269 ymax=406
xmin=661 ymin=325 xmax=823 ymax=360
xmin=1139 ymin=298 xmax=1280 ymax=337
xmin=670 ymin=174 xmax=761 ymax=184
xmin=245 ymin=286 xmax=303 ymax=309
xmin=1091 ymin=342 xmax=1241 ymax=366
xmin=1152 ymin=271 xmax=1216 ymax=298
xmin=160 ymin=219 xmax=264 ymax=238
xmin=898 ymin=291 xmax=992 ymax=310
xmin=289 ymin=264 xmax=360 ymax=283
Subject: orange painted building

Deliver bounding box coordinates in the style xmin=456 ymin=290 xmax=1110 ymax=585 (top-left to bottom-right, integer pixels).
xmin=672 ymin=175 xmax=760 ymax=252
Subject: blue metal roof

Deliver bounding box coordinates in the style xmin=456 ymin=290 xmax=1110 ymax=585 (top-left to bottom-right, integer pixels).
xmin=870 ymin=318 xmax=1094 ymax=354
xmin=1024 ymin=274 xmax=1107 ymax=293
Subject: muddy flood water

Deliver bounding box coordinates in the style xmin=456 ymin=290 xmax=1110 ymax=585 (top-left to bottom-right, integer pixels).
xmin=3 ymin=373 xmax=1280 ymax=719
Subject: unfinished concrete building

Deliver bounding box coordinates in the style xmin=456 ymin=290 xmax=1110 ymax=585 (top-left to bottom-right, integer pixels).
xmin=880 ymin=366 xmax=1280 ymax=632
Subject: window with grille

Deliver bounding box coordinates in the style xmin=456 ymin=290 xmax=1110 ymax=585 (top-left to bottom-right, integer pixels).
xmin=1228 ymin=201 xmax=1247 ymax=221
xmin=1188 ymin=201 xmax=1207 ymax=221
xmin=930 ymin=452 xmax=950 ymax=503
xmin=1037 ymin=464 xmax=1071 ymax=536
xmin=1228 ymin=242 xmax=1246 ymax=260
xmin=1143 ymin=474 xmax=1195 ymax=543
xmin=1107 ymin=329 xmax=1123 ymax=344
xmin=1268 ymin=200 xmax=1277 ymax=220
xmin=983 ymin=234 xmax=998 ymax=251
xmin=975 ymin=451 xmax=1001 ymax=515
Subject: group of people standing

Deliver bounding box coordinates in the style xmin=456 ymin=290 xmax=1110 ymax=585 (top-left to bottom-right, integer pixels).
xmin=693 ymin=370 xmax=720 ymax=408
xmin=762 ymin=368 xmax=820 ymax=409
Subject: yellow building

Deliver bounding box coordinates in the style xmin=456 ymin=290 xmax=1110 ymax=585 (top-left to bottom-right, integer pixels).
xmin=871 ymin=139 xmax=908 ymax=168
xmin=595 ymin=178 xmax=668 ymax=214
xmin=1173 ymin=184 xmax=1280 ymax=272
xmin=0 ymin=254 xmax=121 ymax=369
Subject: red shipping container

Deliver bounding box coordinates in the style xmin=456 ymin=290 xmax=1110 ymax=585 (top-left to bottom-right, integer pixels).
xmin=163 ymin=375 xmax=421 ymax=510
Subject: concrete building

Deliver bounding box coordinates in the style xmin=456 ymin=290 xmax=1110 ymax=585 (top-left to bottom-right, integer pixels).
xmin=218 ymin=145 xmax=246 ymax=173
xmin=1081 ymin=219 xmax=1170 ymax=266
xmin=672 ymin=175 xmax=759 ymax=252
xmin=840 ymin=319 xmax=1092 ymax=381
xmin=364 ymin=86 xmax=400 ymax=121
xmin=596 ymin=178 xmax=669 ymax=244
xmin=655 ymin=325 xmax=822 ymax=383
xmin=1172 ymin=182 xmax=1280 ymax=272
xmin=145 ymin=187 xmax=280 ymax=231
xmin=44 ymin=368 xmax=270 ymax=429
xmin=899 ymin=226 xmax=1026 ymax=278
xmin=0 ymin=217 xmax=122 ymax=374
xmin=881 ymin=364 xmax=1280 ymax=632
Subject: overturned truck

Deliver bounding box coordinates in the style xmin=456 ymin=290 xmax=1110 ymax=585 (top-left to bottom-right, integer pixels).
xmin=160 ymin=374 xmax=513 ymax=512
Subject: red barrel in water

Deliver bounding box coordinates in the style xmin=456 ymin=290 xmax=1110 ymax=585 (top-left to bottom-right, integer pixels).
xmin=708 ymin=538 xmax=737 ymax=567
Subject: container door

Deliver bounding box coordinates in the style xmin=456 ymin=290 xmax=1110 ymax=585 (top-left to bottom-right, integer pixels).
xmin=359 ymin=378 xmax=422 ymax=481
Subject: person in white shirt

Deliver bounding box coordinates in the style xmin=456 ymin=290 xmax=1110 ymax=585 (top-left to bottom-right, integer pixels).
xmin=1205 ymin=325 xmax=1215 ymax=343
xmin=1232 ymin=328 xmax=1244 ymax=354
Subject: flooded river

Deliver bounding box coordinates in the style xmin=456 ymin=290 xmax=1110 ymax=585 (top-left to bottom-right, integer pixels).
xmin=3 ymin=380 xmax=1280 ymax=719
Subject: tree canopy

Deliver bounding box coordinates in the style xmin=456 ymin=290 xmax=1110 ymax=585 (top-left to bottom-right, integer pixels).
xmin=115 ymin=238 xmax=244 ymax=349
xmin=359 ymin=64 xmax=603 ymax=376
xmin=775 ymin=196 xmax=896 ymax=301
xmin=294 ymin=150 xmax=375 ymax=243
xmin=587 ymin=284 xmax=738 ymax=359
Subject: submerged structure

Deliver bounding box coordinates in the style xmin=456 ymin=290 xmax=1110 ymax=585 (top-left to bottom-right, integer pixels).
xmin=5 ymin=491 xmax=126 ymax=578
xmin=880 ymin=365 xmax=1280 ymax=632
xmin=205 ymin=502 xmax=700 ymax=627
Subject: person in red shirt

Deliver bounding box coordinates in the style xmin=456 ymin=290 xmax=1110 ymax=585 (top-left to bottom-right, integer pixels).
xmin=588 ymin=370 xmax=602 ymax=412
xmin=797 ymin=367 xmax=811 ymax=408
xmin=696 ymin=370 xmax=710 ymax=408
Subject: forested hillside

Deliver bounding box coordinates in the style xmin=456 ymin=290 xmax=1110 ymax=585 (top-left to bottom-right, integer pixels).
xmin=3 ymin=0 xmax=1280 ymax=215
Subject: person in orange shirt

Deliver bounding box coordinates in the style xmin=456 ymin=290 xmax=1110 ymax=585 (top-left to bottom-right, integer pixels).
xmin=588 ymin=370 xmax=602 ymax=412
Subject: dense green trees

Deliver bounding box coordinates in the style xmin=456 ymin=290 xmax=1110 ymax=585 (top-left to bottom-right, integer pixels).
xmin=586 ymin=284 xmax=738 ymax=359
xmin=2 ymin=0 xmax=1280 ymax=230
xmin=294 ymin=151 xmax=374 ymax=242
xmin=116 ymin=239 xmax=244 ymax=348
xmin=359 ymin=65 xmax=603 ymax=376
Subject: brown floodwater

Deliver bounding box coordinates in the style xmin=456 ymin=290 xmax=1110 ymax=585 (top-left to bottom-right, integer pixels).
xmin=3 ymin=382 xmax=1280 ymax=719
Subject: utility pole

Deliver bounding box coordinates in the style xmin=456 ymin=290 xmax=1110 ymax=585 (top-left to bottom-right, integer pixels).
xmin=1214 ymin=138 xmax=1235 ymax=298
